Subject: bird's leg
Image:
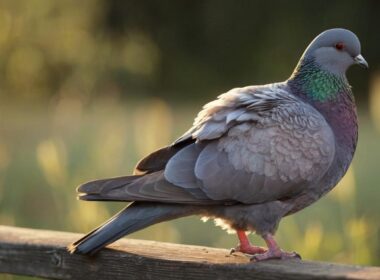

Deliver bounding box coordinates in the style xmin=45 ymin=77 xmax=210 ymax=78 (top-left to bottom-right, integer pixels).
xmin=230 ymin=230 xmax=267 ymax=255
xmin=250 ymin=233 xmax=301 ymax=262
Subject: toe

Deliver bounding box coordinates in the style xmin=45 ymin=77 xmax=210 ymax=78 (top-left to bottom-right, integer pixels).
xmin=294 ymin=252 xmax=302 ymax=259
xmin=250 ymin=250 xmax=301 ymax=262
xmin=283 ymin=251 xmax=301 ymax=260
xmin=231 ymin=245 xmax=267 ymax=255
xmin=250 ymin=253 xmax=271 ymax=262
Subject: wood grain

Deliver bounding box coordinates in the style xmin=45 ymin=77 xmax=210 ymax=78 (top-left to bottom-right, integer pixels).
xmin=0 ymin=225 xmax=379 ymax=279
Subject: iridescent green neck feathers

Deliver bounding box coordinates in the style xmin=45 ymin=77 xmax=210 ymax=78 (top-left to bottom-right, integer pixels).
xmin=289 ymin=58 xmax=352 ymax=102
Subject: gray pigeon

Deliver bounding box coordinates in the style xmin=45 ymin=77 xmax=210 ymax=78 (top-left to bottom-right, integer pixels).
xmin=68 ymin=28 xmax=368 ymax=261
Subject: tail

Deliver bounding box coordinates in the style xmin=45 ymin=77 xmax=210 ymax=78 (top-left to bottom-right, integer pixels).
xmin=67 ymin=202 xmax=199 ymax=255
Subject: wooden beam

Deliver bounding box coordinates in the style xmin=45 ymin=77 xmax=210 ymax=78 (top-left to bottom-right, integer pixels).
xmin=0 ymin=225 xmax=379 ymax=279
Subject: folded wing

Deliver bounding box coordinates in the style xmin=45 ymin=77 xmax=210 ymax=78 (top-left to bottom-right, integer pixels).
xmin=79 ymin=84 xmax=336 ymax=205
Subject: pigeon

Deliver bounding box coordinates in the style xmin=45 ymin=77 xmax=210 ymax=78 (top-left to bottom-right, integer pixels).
xmin=68 ymin=28 xmax=368 ymax=261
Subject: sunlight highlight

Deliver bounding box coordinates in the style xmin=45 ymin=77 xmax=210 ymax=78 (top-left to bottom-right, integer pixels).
xmin=330 ymin=166 xmax=356 ymax=203
xmin=0 ymin=141 xmax=10 ymax=170
xmin=36 ymin=139 xmax=67 ymax=188
xmin=133 ymin=98 xmax=173 ymax=158
xmin=303 ymin=222 xmax=324 ymax=259
xmin=68 ymin=202 xmax=111 ymax=232
xmin=370 ymin=73 xmax=380 ymax=132
xmin=347 ymin=218 xmax=372 ymax=265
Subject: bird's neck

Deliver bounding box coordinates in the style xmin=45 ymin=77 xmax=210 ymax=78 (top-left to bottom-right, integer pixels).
xmin=288 ymin=57 xmax=352 ymax=102
xmin=286 ymin=57 xmax=358 ymax=209
xmin=288 ymin=57 xmax=358 ymax=158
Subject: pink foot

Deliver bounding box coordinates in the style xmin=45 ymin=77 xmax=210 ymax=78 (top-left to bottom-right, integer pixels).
xmin=250 ymin=249 xmax=301 ymax=262
xmin=250 ymin=233 xmax=301 ymax=262
xmin=230 ymin=244 xmax=267 ymax=255
xmin=231 ymin=230 xmax=267 ymax=255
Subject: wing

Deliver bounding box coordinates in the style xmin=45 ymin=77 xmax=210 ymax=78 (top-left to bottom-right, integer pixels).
xmin=134 ymin=83 xmax=291 ymax=175
xmin=134 ymin=137 xmax=194 ymax=175
xmin=164 ymin=84 xmax=336 ymax=204
xmin=78 ymin=172 xmax=220 ymax=205
xmin=81 ymin=84 xmax=335 ymax=205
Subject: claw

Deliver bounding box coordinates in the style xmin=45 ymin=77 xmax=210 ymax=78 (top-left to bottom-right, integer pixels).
xmin=250 ymin=250 xmax=301 ymax=262
xmin=293 ymin=252 xmax=302 ymax=259
xmin=249 ymin=233 xmax=302 ymax=262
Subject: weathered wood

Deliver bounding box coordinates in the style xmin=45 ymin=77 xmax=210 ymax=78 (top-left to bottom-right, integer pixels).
xmin=0 ymin=226 xmax=379 ymax=280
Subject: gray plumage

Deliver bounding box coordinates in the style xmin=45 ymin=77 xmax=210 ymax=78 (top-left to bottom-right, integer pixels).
xmin=68 ymin=28 xmax=367 ymax=259
xmin=67 ymin=203 xmax=202 ymax=254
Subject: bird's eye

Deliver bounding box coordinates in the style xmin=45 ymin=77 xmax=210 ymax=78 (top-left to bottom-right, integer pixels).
xmin=335 ymin=42 xmax=344 ymax=50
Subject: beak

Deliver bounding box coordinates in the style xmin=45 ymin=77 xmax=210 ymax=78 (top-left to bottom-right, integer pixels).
xmin=354 ymin=54 xmax=369 ymax=69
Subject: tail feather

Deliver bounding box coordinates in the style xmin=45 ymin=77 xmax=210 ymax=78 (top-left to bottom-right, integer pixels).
xmin=67 ymin=202 xmax=199 ymax=255
xmin=76 ymin=172 xmax=210 ymax=204
xmin=77 ymin=175 xmax=141 ymax=195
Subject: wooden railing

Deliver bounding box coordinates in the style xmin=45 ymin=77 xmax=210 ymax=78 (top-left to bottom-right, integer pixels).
xmin=0 ymin=225 xmax=379 ymax=279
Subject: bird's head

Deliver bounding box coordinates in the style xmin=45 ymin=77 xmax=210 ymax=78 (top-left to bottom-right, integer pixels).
xmin=302 ymin=28 xmax=368 ymax=75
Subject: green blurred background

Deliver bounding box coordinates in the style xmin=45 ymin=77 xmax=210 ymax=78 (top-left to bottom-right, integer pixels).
xmin=1 ymin=1 xmax=380 ymax=278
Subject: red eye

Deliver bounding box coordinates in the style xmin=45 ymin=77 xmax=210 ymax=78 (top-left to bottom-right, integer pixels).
xmin=335 ymin=42 xmax=344 ymax=50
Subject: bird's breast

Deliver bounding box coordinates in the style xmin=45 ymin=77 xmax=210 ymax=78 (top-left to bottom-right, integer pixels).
xmin=216 ymin=107 xmax=336 ymax=203
xmin=285 ymin=93 xmax=358 ymax=214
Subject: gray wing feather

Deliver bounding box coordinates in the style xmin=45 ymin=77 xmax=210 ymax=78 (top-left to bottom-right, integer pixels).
xmin=164 ymin=84 xmax=335 ymax=204
xmin=164 ymin=144 xmax=203 ymax=189
xmin=193 ymin=142 xmax=305 ymax=204
xmin=194 ymin=142 xmax=253 ymax=201
xmin=134 ymin=137 xmax=194 ymax=175
xmin=78 ymin=172 xmax=214 ymax=204
xmin=81 ymin=83 xmax=335 ymax=205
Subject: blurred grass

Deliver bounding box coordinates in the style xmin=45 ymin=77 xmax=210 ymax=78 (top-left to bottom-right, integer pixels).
xmin=0 ymin=96 xmax=379 ymax=280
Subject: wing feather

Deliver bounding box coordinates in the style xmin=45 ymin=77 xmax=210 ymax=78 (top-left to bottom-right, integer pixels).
xmin=78 ymin=172 xmax=215 ymax=204
xmin=82 ymin=83 xmax=335 ymax=205
xmin=163 ymin=84 xmax=336 ymax=204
